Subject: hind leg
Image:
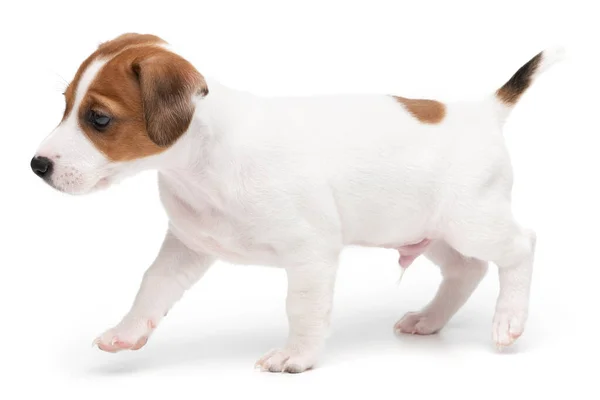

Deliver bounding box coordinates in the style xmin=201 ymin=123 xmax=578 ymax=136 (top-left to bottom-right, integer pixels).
xmin=446 ymin=204 xmax=536 ymax=347
xmin=395 ymin=240 xmax=488 ymax=335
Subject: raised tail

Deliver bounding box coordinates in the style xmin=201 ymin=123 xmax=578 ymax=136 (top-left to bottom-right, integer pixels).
xmin=493 ymin=46 xmax=565 ymax=125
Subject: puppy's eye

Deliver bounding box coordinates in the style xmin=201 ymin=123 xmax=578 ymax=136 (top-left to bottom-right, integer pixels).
xmin=88 ymin=110 xmax=111 ymax=131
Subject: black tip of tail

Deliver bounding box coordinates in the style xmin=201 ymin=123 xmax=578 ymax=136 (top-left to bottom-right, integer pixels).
xmin=496 ymin=52 xmax=543 ymax=105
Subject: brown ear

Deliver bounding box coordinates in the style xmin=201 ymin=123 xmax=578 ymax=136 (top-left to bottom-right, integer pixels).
xmin=132 ymin=51 xmax=208 ymax=147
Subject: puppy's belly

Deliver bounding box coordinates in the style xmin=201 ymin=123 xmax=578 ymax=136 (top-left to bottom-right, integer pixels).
xmin=169 ymin=222 xmax=281 ymax=266
xmin=354 ymin=238 xmax=432 ymax=268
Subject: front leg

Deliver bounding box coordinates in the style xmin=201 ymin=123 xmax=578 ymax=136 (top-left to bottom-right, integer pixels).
xmin=256 ymin=259 xmax=338 ymax=373
xmin=94 ymin=230 xmax=213 ymax=352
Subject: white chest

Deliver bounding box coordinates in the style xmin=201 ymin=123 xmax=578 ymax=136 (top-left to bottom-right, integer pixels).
xmin=158 ymin=176 xmax=280 ymax=265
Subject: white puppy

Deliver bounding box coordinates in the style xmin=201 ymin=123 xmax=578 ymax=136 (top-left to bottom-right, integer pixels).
xmin=32 ymin=33 xmax=563 ymax=373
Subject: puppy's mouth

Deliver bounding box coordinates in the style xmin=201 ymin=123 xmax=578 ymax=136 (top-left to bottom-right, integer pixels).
xmin=93 ymin=177 xmax=111 ymax=190
xmin=47 ymin=173 xmax=112 ymax=195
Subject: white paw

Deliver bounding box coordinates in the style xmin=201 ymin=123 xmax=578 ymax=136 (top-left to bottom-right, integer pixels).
xmin=493 ymin=308 xmax=526 ymax=348
xmin=94 ymin=317 xmax=158 ymax=353
xmin=394 ymin=311 xmax=446 ymax=335
xmin=255 ymin=347 xmax=320 ymax=373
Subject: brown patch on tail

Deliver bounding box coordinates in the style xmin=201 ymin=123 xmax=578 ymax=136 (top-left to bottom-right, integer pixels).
xmin=496 ymin=52 xmax=542 ymax=105
xmin=393 ymin=96 xmax=446 ymax=124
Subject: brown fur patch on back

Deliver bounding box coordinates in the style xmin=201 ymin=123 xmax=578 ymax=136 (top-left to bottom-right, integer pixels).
xmin=393 ymin=96 xmax=446 ymax=124
xmin=496 ymin=52 xmax=542 ymax=105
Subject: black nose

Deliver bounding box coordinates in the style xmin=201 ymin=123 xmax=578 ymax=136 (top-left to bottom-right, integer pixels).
xmin=31 ymin=156 xmax=53 ymax=178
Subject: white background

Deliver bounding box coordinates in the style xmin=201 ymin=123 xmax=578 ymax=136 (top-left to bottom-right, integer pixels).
xmin=1 ymin=0 xmax=599 ymax=398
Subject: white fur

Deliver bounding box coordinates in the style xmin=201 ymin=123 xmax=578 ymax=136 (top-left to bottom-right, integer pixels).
xmin=34 ymin=46 xmax=562 ymax=372
xmin=36 ymin=60 xmax=111 ymax=194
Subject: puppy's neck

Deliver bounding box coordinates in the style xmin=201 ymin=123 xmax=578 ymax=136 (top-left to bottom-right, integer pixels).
xmin=156 ymin=79 xmax=254 ymax=192
xmin=203 ymin=78 xmax=257 ymax=134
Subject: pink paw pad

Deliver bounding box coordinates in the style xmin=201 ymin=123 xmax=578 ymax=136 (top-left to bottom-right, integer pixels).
xmin=95 ymin=338 xmax=135 ymax=353
xmin=94 ymin=318 xmax=158 ymax=353
xmin=394 ymin=312 xmax=443 ymax=336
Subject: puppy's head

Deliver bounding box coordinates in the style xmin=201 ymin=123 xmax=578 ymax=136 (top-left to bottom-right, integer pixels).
xmin=31 ymin=33 xmax=208 ymax=194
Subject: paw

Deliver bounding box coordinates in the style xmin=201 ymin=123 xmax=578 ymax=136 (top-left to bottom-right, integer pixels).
xmin=94 ymin=317 xmax=157 ymax=353
xmin=255 ymin=347 xmax=320 ymax=373
xmin=394 ymin=311 xmax=446 ymax=335
xmin=493 ymin=308 xmax=526 ymax=348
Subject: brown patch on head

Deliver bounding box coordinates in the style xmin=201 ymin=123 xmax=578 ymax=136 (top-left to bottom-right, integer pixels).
xmin=393 ymin=96 xmax=446 ymax=124
xmin=78 ymin=45 xmax=207 ymax=161
xmin=132 ymin=48 xmax=209 ymax=147
xmin=63 ymin=34 xmax=165 ymax=122
xmin=496 ymin=52 xmax=542 ymax=105
xmin=61 ymin=33 xmax=207 ymax=162
xmin=96 ymin=33 xmax=165 ymax=57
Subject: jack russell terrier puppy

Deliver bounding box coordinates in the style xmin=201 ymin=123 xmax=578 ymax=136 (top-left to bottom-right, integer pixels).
xmin=31 ymin=33 xmax=563 ymax=373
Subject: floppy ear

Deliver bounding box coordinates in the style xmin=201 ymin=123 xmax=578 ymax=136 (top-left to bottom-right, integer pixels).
xmin=132 ymin=51 xmax=208 ymax=147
